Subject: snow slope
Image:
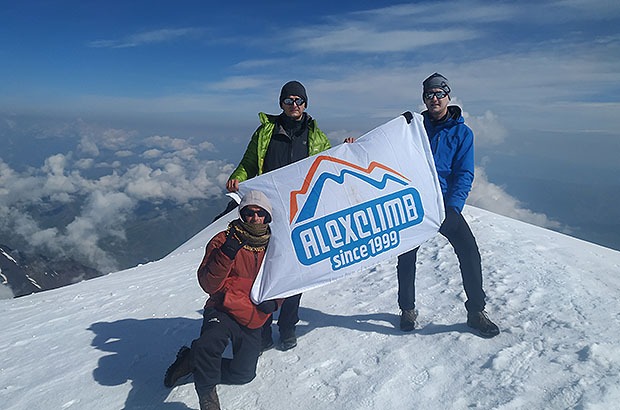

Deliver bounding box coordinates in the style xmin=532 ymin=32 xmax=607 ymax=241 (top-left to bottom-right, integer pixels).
xmin=1 ymin=206 xmax=619 ymax=410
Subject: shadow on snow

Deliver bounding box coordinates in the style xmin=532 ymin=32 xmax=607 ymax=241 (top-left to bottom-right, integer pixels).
xmin=88 ymin=315 xmax=201 ymax=410
xmin=88 ymin=306 xmax=474 ymax=408
xmin=294 ymin=306 xmax=473 ymax=339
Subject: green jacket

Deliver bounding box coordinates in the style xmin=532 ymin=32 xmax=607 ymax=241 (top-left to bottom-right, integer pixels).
xmin=229 ymin=112 xmax=331 ymax=182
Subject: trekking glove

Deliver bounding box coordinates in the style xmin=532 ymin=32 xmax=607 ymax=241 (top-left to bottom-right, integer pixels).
xmin=220 ymin=230 xmax=245 ymax=259
xmin=257 ymin=300 xmax=278 ymax=314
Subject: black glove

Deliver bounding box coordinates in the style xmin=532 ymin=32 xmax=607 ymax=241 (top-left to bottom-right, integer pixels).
xmin=220 ymin=231 xmax=245 ymax=259
xmin=257 ymin=300 xmax=278 ymax=314
xmin=439 ymin=207 xmax=461 ymax=235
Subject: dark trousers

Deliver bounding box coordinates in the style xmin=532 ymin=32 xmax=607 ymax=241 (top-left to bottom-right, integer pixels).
xmin=397 ymin=210 xmax=486 ymax=313
xmin=261 ymin=293 xmax=302 ymax=342
xmin=190 ymin=307 xmax=261 ymax=395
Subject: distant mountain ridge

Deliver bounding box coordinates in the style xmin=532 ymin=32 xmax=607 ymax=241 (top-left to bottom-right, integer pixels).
xmin=0 ymin=244 xmax=102 ymax=298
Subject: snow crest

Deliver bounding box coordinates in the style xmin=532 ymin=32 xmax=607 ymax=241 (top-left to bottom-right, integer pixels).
xmin=1 ymin=206 xmax=619 ymax=409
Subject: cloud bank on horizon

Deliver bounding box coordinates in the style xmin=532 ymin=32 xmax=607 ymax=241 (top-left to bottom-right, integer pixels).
xmin=0 ymin=118 xmax=233 ymax=272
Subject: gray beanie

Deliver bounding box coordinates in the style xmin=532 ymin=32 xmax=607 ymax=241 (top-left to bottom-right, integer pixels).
xmin=422 ymin=73 xmax=451 ymax=94
xmin=239 ymin=190 xmax=273 ymax=223
xmin=279 ymin=80 xmax=308 ymax=107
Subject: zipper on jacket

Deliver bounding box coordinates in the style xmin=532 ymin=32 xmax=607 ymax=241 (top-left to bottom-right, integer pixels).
xmin=429 ymin=131 xmax=440 ymax=155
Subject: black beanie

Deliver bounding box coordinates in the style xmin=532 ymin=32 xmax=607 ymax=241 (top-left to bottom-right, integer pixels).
xmin=279 ymin=81 xmax=308 ymax=107
xmin=422 ymin=73 xmax=451 ymax=94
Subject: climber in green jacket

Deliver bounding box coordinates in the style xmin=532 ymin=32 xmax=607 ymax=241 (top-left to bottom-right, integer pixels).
xmin=226 ymin=81 xmax=332 ymax=192
xmin=226 ymin=80 xmax=351 ymax=352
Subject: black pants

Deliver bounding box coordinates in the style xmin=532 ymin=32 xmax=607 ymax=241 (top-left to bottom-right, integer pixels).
xmin=397 ymin=210 xmax=486 ymax=313
xmin=261 ymin=293 xmax=302 ymax=342
xmin=190 ymin=307 xmax=261 ymax=395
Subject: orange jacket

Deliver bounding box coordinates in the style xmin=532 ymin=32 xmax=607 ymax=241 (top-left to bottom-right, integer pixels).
xmin=197 ymin=230 xmax=276 ymax=329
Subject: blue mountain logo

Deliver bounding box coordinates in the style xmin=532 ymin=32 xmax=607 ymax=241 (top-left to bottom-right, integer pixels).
xmin=289 ymin=155 xmax=424 ymax=270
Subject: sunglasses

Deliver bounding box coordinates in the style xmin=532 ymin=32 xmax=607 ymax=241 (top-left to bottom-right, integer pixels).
xmin=282 ymin=97 xmax=305 ymax=106
xmin=240 ymin=207 xmax=269 ymax=219
xmin=423 ymin=91 xmax=448 ymax=100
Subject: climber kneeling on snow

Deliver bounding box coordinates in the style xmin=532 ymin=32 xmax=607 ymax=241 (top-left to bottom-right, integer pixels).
xmin=164 ymin=190 xmax=281 ymax=410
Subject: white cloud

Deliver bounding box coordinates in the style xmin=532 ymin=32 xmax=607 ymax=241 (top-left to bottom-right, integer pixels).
xmin=88 ymin=28 xmax=203 ymax=49
xmin=95 ymin=161 xmax=122 ymax=168
xmin=79 ymin=191 xmax=135 ymax=234
xmin=296 ymin=27 xmax=479 ymax=53
xmin=30 ymin=227 xmax=61 ymax=249
xmin=468 ymin=167 xmax=565 ymax=231
xmin=144 ymin=135 xmax=190 ymax=151
xmin=115 ymin=150 xmax=133 ymax=158
xmin=352 ymin=2 xmax=520 ymax=23
xmin=233 ymin=58 xmax=291 ymax=69
xmin=99 ymin=128 xmax=135 ymax=150
xmin=88 ymin=40 xmax=116 ymax=48
xmin=78 ymin=135 xmax=100 ymax=157
xmin=352 ymin=1 xmax=619 ymax=26
xmin=463 ymin=110 xmax=507 ymax=146
xmin=199 ymin=141 xmax=216 ymax=151
xmin=42 ymin=154 xmax=79 ymax=198
xmin=169 ymin=147 xmax=198 ymax=161
xmin=42 ymin=153 xmax=69 ymax=175
xmin=283 ymin=2 xmax=523 ymax=55
xmin=553 ymin=0 xmax=620 ymax=20
xmin=209 ymin=76 xmax=270 ymax=91
xmin=142 ymin=149 xmax=163 ymax=159
xmin=0 ymin=123 xmax=233 ymax=273
xmin=75 ymin=158 xmax=95 ymax=169
xmin=55 ymin=28 xmax=619 ymax=142
xmin=3 ymin=117 xmax=17 ymax=130
xmin=0 ymin=160 xmax=33 ymax=200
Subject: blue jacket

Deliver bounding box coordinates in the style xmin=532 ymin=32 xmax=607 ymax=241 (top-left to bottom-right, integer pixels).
xmin=422 ymin=106 xmax=474 ymax=213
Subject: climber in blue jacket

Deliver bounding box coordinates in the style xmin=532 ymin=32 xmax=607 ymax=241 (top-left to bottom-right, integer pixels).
xmin=397 ymin=73 xmax=500 ymax=338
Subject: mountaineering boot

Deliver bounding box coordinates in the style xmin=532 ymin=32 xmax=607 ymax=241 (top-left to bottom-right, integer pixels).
xmin=164 ymin=346 xmax=192 ymax=388
xmin=198 ymin=386 xmax=221 ymax=410
xmin=467 ymin=311 xmax=500 ymax=338
xmin=261 ymin=336 xmax=275 ymax=353
xmin=279 ymin=327 xmax=297 ymax=351
xmin=400 ymin=309 xmax=417 ymax=331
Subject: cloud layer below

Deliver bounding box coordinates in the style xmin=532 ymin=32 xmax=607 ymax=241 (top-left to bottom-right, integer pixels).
xmin=0 ymin=119 xmax=232 ymax=272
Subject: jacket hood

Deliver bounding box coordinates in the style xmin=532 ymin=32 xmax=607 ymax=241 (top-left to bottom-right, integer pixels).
xmin=447 ymin=105 xmax=462 ymax=121
xmin=259 ymin=112 xmax=314 ymax=126
xmin=239 ymin=190 xmax=273 ymax=223
xmin=422 ymin=105 xmax=464 ymax=124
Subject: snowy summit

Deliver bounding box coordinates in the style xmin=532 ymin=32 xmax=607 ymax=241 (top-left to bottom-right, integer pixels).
xmin=1 ymin=206 xmax=619 ymax=409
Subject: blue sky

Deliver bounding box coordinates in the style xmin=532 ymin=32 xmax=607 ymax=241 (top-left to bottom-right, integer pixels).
xmin=4 ymin=1 xmax=618 ymax=131
xmin=1 ymin=0 xmax=620 ymax=263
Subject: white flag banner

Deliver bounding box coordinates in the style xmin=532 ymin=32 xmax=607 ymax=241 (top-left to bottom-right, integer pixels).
xmin=234 ymin=113 xmax=444 ymax=303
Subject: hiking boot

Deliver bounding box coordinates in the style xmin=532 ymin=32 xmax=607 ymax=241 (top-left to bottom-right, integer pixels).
xmin=467 ymin=311 xmax=500 ymax=338
xmin=261 ymin=337 xmax=274 ymax=353
xmin=400 ymin=309 xmax=417 ymax=332
xmin=164 ymin=346 xmax=192 ymax=388
xmin=279 ymin=327 xmax=297 ymax=351
xmin=198 ymin=386 xmax=221 ymax=410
